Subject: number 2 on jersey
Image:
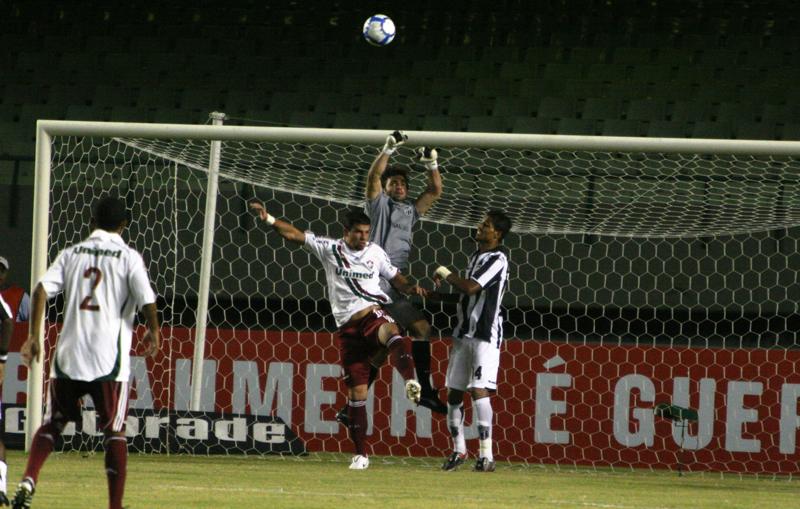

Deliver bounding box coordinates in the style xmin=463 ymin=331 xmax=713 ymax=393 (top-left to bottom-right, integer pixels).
xmin=79 ymin=267 xmax=103 ymax=311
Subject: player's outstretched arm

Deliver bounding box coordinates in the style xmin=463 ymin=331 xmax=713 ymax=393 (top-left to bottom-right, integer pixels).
xmin=250 ymin=202 xmax=306 ymax=245
xmin=414 ymin=147 xmax=443 ymax=216
xmin=431 ymin=266 xmax=481 ymax=296
xmin=366 ymin=130 xmax=407 ymax=201
xmin=21 ymin=283 xmax=47 ymax=366
xmin=389 ymin=272 xmax=429 ymax=298
xmin=141 ymin=302 xmax=160 ymax=358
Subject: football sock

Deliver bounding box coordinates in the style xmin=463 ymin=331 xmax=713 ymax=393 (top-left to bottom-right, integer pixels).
xmin=475 ymin=397 xmax=494 ymax=461
xmin=411 ymin=339 xmax=433 ymax=393
xmin=104 ymin=436 xmax=128 ymax=509
xmin=23 ymin=423 xmax=60 ymax=484
xmin=447 ymin=402 xmax=467 ymax=455
xmin=347 ymin=400 xmax=369 ymax=456
xmin=386 ymin=335 xmax=416 ymax=381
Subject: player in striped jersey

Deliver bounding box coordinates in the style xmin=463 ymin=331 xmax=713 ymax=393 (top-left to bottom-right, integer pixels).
xmin=431 ymin=210 xmax=512 ymax=473
xmin=250 ymin=203 xmax=426 ymax=470
xmin=0 ymin=293 xmax=14 ymax=505
xmin=13 ymin=196 xmax=160 ymax=509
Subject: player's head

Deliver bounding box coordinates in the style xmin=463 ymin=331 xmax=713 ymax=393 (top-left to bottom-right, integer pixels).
xmin=92 ymin=196 xmax=129 ymax=232
xmin=476 ymin=210 xmax=512 ymax=246
xmin=381 ymin=166 xmax=409 ymax=201
xmin=343 ymin=209 xmax=371 ymax=250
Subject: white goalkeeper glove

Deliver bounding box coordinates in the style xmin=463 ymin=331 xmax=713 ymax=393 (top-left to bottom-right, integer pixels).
xmin=417 ymin=147 xmax=439 ymax=171
xmin=382 ymin=130 xmax=407 ymax=155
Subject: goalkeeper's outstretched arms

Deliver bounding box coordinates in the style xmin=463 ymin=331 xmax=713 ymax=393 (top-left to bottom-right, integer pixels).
xmin=249 ymin=202 xmax=306 ymax=245
xmin=431 ymin=265 xmax=482 ymax=296
xmin=414 ymin=147 xmax=443 ymax=216
xmin=366 ymin=130 xmax=407 ymax=201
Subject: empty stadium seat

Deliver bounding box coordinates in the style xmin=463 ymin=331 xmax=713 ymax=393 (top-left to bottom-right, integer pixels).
xmin=466 ymin=115 xmax=508 ymax=133
xmin=510 ymin=117 xmax=553 ymax=134
xmin=536 ymin=96 xmax=575 ymax=120
xmin=421 ymin=115 xmax=465 ymax=132
xmin=582 ymin=97 xmax=623 ymax=121
xmin=626 ymin=99 xmax=667 ymax=122
xmin=556 ymin=118 xmax=597 ymax=135
xmin=600 ymin=119 xmax=643 ymax=136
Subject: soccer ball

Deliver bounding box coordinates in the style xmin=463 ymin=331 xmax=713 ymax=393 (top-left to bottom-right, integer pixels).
xmin=362 ymin=14 xmax=395 ymax=46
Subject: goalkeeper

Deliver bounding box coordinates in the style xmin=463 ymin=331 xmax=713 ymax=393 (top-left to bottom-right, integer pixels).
xmin=350 ymin=130 xmax=446 ymax=415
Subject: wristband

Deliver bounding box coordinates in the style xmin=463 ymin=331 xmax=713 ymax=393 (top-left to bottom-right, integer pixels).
xmin=434 ymin=266 xmax=452 ymax=280
xmin=426 ymin=161 xmax=439 ymax=171
xmin=381 ymin=147 xmax=396 ymax=156
xmin=0 ymin=353 xmax=8 ymax=364
xmin=266 ymin=214 xmax=276 ymax=225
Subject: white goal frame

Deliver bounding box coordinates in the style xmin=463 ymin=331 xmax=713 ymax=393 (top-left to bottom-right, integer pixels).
xmin=29 ymin=118 xmax=800 ymax=450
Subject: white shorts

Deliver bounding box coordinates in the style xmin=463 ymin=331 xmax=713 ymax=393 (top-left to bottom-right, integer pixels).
xmin=445 ymin=337 xmax=501 ymax=391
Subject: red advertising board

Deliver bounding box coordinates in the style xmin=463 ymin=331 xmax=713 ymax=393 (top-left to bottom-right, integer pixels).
xmin=10 ymin=326 xmax=800 ymax=473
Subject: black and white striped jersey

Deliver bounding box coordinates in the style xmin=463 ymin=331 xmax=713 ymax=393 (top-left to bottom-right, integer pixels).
xmin=451 ymin=248 xmax=509 ymax=346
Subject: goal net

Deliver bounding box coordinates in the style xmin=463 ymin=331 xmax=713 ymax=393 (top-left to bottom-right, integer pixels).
xmin=30 ymin=120 xmax=800 ymax=474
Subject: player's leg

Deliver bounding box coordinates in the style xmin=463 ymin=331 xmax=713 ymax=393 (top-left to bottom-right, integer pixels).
xmin=336 ymin=350 xmax=386 ymax=427
xmin=407 ymin=318 xmax=447 ymax=414
xmin=13 ymin=379 xmax=80 ymax=508
xmin=442 ymin=340 xmax=468 ymax=471
xmin=375 ymin=316 xmax=419 ymax=402
xmin=384 ymin=300 xmax=446 ymax=413
xmin=91 ymin=380 xmax=131 ymax=509
xmin=346 ymin=382 xmax=370 ymax=470
xmin=338 ymin=323 xmax=374 ymax=469
xmin=467 ymin=339 xmax=500 ymax=473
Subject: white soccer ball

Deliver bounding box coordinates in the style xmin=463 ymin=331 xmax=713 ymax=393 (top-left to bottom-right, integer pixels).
xmin=362 ymin=14 xmax=396 ymax=47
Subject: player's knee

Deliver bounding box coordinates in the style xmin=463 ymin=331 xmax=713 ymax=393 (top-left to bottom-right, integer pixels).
xmin=349 ymin=384 xmax=369 ymax=401
xmin=447 ymin=389 xmax=464 ymax=405
xmin=410 ymin=319 xmax=431 ymax=339
xmin=378 ymin=322 xmax=401 ymax=343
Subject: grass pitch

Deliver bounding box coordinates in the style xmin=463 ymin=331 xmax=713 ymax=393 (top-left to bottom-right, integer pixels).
xmin=5 ymin=450 xmax=796 ymax=509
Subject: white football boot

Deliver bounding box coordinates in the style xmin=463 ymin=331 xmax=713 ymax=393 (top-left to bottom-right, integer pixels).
xmin=349 ymin=454 xmax=370 ymax=470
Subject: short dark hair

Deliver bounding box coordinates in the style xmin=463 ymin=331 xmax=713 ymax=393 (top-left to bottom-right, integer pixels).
xmin=343 ymin=209 xmax=371 ymax=230
xmin=380 ymin=166 xmax=409 ymax=188
xmin=487 ymin=210 xmax=512 ymax=241
xmin=93 ymin=196 xmax=128 ymax=230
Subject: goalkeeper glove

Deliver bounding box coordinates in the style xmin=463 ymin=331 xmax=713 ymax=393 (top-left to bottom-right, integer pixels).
xmin=382 ymin=130 xmax=407 ymax=155
xmin=417 ymin=147 xmax=439 ymax=171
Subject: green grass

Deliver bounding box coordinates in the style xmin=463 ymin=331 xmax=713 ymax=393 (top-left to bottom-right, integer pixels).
xmin=5 ymin=450 xmax=797 ymax=509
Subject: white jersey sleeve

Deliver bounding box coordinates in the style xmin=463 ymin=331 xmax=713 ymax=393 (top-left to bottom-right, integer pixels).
xmin=127 ymin=251 xmax=157 ymax=308
xmin=39 ymin=249 xmax=68 ymax=297
xmin=303 ymin=231 xmax=331 ymax=261
xmin=376 ymin=246 xmax=399 ymax=281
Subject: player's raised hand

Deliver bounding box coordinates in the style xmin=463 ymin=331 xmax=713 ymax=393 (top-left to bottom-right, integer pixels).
xmin=382 ymin=130 xmax=407 ymax=155
xmin=416 ymin=147 xmax=439 ymax=171
xmin=21 ymin=333 xmax=40 ymax=367
xmin=249 ymin=201 xmax=268 ymax=220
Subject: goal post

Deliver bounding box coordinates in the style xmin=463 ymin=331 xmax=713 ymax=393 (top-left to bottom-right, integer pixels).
xmin=29 ymin=118 xmax=800 ymax=474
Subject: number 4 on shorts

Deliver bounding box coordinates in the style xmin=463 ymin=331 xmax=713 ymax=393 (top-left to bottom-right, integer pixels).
xmin=473 ymin=366 xmax=482 ymax=380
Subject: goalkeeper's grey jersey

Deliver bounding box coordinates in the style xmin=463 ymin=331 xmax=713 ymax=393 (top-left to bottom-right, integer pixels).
xmin=366 ymin=193 xmax=419 ymax=271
